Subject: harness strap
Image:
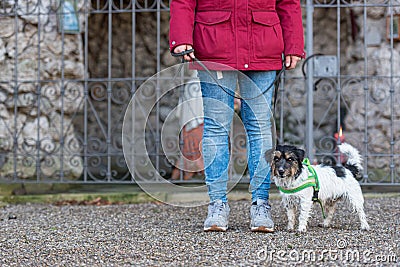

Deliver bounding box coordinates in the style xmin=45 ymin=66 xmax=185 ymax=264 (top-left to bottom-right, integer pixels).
xmin=277 ymin=179 xmax=316 ymax=194
xmin=277 ymin=158 xmax=326 ymax=219
xmin=303 ymin=158 xmax=326 ymax=219
xmin=314 ymin=198 xmax=326 ymax=219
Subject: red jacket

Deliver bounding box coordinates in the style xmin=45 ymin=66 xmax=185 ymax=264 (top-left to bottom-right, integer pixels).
xmin=170 ymin=0 xmax=305 ymax=71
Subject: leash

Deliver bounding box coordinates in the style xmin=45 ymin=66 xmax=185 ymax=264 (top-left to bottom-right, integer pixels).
xmin=277 ymin=158 xmax=326 ymax=219
xmin=171 ymin=49 xmax=285 ymax=108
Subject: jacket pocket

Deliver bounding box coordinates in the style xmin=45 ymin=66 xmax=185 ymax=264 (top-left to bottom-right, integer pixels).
xmin=251 ymin=11 xmax=284 ymax=60
xmin=193 ymin=11 xmax=232 ymax=60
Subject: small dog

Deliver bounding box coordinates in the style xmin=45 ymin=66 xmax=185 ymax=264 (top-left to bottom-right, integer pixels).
xmin=271 ymin=143 xmax=370 ymax=232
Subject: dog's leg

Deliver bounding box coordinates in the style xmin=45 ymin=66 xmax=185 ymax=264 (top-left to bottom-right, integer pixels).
xmin=322 ymin=201 xmax=336 ymax=228
xmin=358 ymin=210 xmax=370 ymax=230
xmin=346 ymin=190 xmax=370 ymax=230
xmin=298 ymin=198 xmax=312 ymax=232
xmin=283 ymin=196 xmax=296 ymax=231
xmin=287 ymin=208 xmax=296 ymax=231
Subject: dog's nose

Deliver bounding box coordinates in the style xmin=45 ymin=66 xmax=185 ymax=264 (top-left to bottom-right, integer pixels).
xmin=278 ymin=168 xmax=285 ymax=176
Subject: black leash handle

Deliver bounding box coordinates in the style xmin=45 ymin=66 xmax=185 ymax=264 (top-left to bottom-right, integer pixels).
xmin=171 ymin=49 xmax=194 ymax=59
xmin=171 ymin=49 xmax=284 ymax=104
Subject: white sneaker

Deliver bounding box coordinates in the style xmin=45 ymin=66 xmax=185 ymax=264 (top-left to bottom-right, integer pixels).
xmin=204 ymin=200 xmax=230 ymax=232
xmin=250 ymin=199 xmax=274 ymax=232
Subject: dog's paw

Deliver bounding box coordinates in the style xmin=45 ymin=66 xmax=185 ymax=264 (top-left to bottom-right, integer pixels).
xmin=287 ymin=226 xmax=295 ymax=232
xmin=361 ymin=223 xmax=370 ymax=231
xmin=297 ymin=226 xmax=307 ymax=233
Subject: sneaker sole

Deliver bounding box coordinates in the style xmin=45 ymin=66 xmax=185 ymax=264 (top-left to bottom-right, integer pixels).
xmin=204 ymin=225 xmax=227 ymax=232
xmin=251 ymin=226 xmax=274 ymax=233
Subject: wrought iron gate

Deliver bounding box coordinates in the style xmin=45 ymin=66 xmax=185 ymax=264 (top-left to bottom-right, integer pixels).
xmin=0 ymin=0 xmax=398 ymax=185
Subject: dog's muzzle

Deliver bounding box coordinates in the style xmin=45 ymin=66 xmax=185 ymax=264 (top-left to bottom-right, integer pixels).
xmin=278 ymin=167 xmax=285 ymax=177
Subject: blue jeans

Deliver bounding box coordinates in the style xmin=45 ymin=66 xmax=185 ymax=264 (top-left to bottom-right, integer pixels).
xmin=198 ymin=70 xmax=275 ymax=203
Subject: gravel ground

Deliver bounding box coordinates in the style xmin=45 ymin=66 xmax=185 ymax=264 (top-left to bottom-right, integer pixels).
xmin=0 ymin=195 xmax=399 ymax=266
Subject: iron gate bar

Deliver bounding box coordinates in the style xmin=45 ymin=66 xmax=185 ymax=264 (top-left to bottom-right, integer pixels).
xmin=84 ymin=0 xmax=89 ymax=183
xmin=363 ymin=0 xmax=369 ymax=182
xmin=389 ymin=0 xmax=396 ymax=183
xmin=12 ymin=11 xmax=18 ymax=182
xmin=336 ymin=0 xmax=342 ymax=167
xmin=305 ymin=0 xmax=314 ymax=162
xmin=131 ymin=0 xmax=136 ymax=183
xmin=60 ymin=2 xmax=66 ymax=183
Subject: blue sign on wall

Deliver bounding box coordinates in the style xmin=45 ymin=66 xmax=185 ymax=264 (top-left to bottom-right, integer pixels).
xmin=58 ymin=0 xmax=80 ymax=34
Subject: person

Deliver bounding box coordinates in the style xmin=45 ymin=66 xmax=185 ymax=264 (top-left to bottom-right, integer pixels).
xmin=171 ymin=72 xmax=205 ymax=180
xmin=169 ymin=0 xmax=305 ymax=232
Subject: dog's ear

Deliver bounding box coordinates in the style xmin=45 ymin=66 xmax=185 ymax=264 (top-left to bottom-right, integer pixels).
xmin=265 ymin=148 xmax=274 ymax=164
xmin=295 ymin=148 xmax=305 ymax=161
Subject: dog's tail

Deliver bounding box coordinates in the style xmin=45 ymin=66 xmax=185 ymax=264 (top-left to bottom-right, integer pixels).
xmin=338 ymin=143 xmax=363 ymax=180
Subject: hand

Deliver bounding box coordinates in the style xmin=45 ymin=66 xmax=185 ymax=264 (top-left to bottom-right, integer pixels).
xmin=285 ymin=55 xmax=302 ymax=70
xmin=173 ymin=44 xmax=195 ymax=61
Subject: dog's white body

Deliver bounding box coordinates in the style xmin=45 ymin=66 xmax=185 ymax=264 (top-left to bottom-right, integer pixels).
xmin=273 ymin=143 xmax=370 ymax=232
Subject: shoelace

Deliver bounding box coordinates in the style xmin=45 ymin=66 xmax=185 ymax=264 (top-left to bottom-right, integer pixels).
xmin=211 ymin=202 xmax=225 ymax=218
xmin=256 ymin=203 xmax=271 ymax=217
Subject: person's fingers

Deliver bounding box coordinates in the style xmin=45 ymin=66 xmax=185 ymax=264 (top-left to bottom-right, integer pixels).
xmin=173 ymin=44 xmax=186 ymax=54
xmin=291 ymin=56 xmax=301 ymax=69
xmin=183 ymin=45 xmax=194 ymax=61
xmin=187 ymin=45 xmax=195 ymax=60
xmin=183 ymin=45 xmax=191 ymax=61
xmin=173 ymin=44 xmax=194 ymax=61
xmin=285 ymin=55 xmax=301 ymax=70
xmin=285 ymin=56 xmax=292 ymax=68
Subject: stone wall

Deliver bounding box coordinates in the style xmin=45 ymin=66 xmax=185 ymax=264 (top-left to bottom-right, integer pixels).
xmin=0 ymin=0 xmax=87 ymax=179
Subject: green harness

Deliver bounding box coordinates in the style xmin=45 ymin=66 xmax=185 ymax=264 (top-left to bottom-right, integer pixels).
xmin=277 ymin=158 xmax=326 ymax=218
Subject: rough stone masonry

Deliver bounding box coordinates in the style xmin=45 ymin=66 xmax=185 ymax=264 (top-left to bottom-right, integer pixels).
xmin=0 ymin=0 xmax=87 ymax=179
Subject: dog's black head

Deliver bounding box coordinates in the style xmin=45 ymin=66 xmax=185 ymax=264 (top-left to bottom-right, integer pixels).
xmin=271 ymin=145 xmax=305 ymax=180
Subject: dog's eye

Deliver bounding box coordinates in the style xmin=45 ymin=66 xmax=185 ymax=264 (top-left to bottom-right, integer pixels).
xmin=287 ymin=157 xmax=294 ymax=162
xmin=273 ymin=157 xmax=279 ymax=162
